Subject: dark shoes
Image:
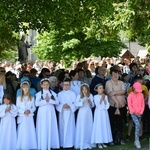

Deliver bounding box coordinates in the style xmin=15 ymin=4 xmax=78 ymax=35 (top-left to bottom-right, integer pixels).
xmin=125 ymin=135 xmax=130 ymax=141
xmin=125 ymin=135 xmax=147 ymax=141
xmin=139 ymin=135 xmax=147 ymax=141
xmin=108 ymin=142 xmax=114 ymax=146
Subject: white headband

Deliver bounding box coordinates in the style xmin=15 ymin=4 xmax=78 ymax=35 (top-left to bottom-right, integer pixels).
xmin=20 ymin=81 xmax=30 ymax=87
xmin=80 ymin=83 xmax=89 ymax=88
xmin=94 ymin=83 xmax=103 ymax=91
xmin=40 ymin=78 xmax=50 ymax=84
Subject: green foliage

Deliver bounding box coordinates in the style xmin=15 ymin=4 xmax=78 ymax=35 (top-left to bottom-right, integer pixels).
xmin=31 ymin=0 xmax=126 ymax=66
xmin=0 ymin=0 xmax=149 ymax=62
xmin=0 ymin=50 xmax=18 ymax=61
xmin=33 ymin=26 xmax=126 ymax=66
xmin=0 ymin=0 xmax=114 ymax=32
xmin=0 ymin=23 xmax=19 ymax=59
xmin=106 ymin=0 xmax=150 ymax=50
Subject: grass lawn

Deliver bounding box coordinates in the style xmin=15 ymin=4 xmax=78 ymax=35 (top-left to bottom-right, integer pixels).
xmin=74 ymin=139 xmax=149 ymax=150
xmin=92 ymin=140 xmax=149 ymax=150
xmin=92 ymin=126 xmax=149 ymax=150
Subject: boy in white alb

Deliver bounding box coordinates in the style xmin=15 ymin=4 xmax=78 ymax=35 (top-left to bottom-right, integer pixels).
xmin=57 ymin=78 xmax=76 ymax=148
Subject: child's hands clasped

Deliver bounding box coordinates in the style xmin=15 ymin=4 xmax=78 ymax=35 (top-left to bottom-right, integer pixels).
xmin=87 ymin=99 xmax=92 ymax=105
xmin=63 ymin=104 xmax=70 ymax=109
xmin=24 ymin=110 xmax=30 ymax=115
xmin=100 ymin=94 xmax=106 ymax=104
xmin=5 ymin=107 xmax=11 ymax=112
xmin=45 ymin=93 xmax=50 ymax=102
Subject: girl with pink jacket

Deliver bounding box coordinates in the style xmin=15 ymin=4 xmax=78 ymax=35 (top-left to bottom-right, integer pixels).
xmin=127 ymin=82 xmax=145 ymax=149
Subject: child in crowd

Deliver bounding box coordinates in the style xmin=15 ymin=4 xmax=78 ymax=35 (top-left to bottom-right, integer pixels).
xmin=16 ymin=81 xmax=37 ymax=150
xmin=0 ymin=94 xmax=17 ymax=150
xmin=75 ymin=83 xmax=94 ymax=150
xmin=91 ymin=84 xmax=113 ymax=148
xmin=57 ymin=78 xmax=76 ymax=149
xmin=36 ymin=78 xmax=59 ymax=149
xmin=127 ymin=82 xmax=145 ymax=149
xmin=122 ymin=73 xmax=131 ymax=98
xmin=126 ymin=74 xmax=148 ymax=141
xmin=122 ymin=73 xmax=130 ymax=126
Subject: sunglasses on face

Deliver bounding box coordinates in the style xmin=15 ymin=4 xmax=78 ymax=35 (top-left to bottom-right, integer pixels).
xmin=45 ymin=74 xmax=50 ymax=77
xmin=0 ymin=70 xmax=5 ymax=73
xmin=24 ymin=74 xmax=29 ymax=77
xmin=138 ymin=69 xmax=144 ymax=71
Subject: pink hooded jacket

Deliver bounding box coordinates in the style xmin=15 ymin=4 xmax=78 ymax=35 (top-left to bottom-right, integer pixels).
xmin=127 ymin=92 xmax=145 ymax=115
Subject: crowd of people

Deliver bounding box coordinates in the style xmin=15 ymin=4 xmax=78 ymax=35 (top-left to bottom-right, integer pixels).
xmin=0 ymin=55 xmax=150 ymax=150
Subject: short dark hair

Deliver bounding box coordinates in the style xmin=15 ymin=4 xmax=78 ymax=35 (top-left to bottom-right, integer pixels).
xmin=95 ymin=66 xmax=100 ymax=75
xmin=129 ymin=62 xmax=137 ymax=70
xmin=122 ymin=73 xmax=128 ymax=81
xmin=5 ymin=71 xmax=13 ymax=77
xmin=63 ymin=78 xmax=71 ymax=83
xmin=69 ymin=70 xmax=78 ymax=78
xmin=39 ymin=68 xmax=50 ymax=79
xmin=3 ymin=94 xmax=13 ymax=104
xmin=110 ymin=68 xmax=119 ymax=75
xmin=77 ymin=68 xmax=84 ymax=73
xmin=30 ymin=68 xmax=37 ymax=73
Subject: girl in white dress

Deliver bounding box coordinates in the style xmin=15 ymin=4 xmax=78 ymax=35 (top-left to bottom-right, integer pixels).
xmin=75 ymin=83 xmax=94 ymax=150
xmin=91 ymin=83 xmax=113 ymax=149
xmin=36 ymin=78 xmax=59 ymax=150
xmin=0 ymin=94 xmax=17 ymax=150
xmin=16 ymin=81 xmax=37 ymax=150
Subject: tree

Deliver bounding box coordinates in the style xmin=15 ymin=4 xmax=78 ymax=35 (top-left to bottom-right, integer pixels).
xmin=105 ymin=0 xmax=150 ymax=50
xmin=0 ymin=0 xmax=115 ymax=32
xmin=33 ymin=24 xmax=126 ymax=66
xmin=4 ymin=0 xmax=150 ymax=63
xmin=27 ymin=0 xmax=127 ymax=65
xmin=0 ymin=0 xmax=123 ymax=62
xmin=0 ymin=22 xmax=19 ymax=60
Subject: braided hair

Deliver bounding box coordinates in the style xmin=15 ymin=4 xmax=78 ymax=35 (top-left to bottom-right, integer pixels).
xmin=40 ymin=78 xmax=55 ymax=100
xmin=41 ymin=89 xmax=55 ymax=100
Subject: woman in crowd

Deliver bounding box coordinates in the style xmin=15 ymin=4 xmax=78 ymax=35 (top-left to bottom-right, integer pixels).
xmin=105 ymin=67 xmax=126 ymax=145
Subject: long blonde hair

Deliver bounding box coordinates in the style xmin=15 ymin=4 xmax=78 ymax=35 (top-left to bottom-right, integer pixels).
xmin=0 ymin=73 xmax=6 ymax=90
xmin=20 ymin=83 xmax=32 ymax=102
xmin=80 ymin=84 xmax=90 ymax=98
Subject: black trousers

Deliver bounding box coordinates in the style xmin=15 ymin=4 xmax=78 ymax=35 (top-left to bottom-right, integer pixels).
xmin=108 ymin=106 xmax=127 ymax=139
xmin=142 ymin=105 xmax=150 ymax=133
